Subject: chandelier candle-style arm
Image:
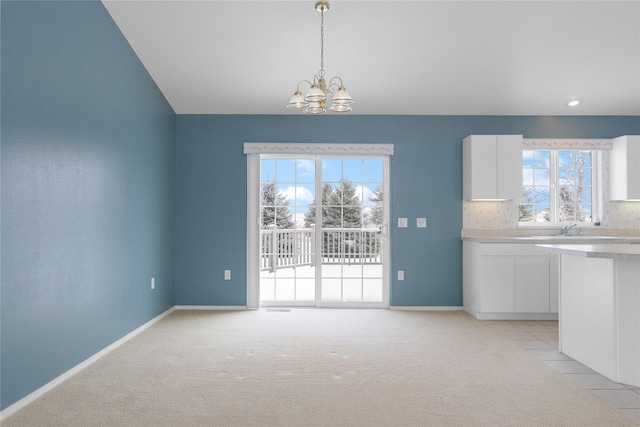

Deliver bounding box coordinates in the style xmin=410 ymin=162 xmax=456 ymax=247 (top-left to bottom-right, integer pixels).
xmin=286 ymin=1 xmax=353 ymax=114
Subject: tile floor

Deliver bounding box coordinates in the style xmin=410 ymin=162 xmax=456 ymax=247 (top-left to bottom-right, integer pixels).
xmin=483 ymin=319 xmax=640 ymax=423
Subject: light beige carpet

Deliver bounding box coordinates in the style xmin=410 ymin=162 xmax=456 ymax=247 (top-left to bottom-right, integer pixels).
xmin=4 ymin=309 xmax=638 ymax=426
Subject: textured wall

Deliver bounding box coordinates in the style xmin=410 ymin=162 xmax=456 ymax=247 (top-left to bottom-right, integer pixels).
xmin=175 ymin=115 xmax=640 ymax=308
xmin=1 ymin=1 xmax=176 ymax=410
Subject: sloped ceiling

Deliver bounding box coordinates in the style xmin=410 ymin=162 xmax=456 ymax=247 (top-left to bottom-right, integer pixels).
xmin=102 ymin=0 xmax=640 ymax=115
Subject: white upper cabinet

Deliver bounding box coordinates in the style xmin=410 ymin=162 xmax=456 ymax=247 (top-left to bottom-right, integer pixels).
xmin=463 ymin=135 xmax=523 ymax=200
xmin=610 ymin=135 xmax=640 ymax=201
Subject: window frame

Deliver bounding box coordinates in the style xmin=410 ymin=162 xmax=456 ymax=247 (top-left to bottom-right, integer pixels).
xmin=518 ymin=148 xmax=601 ymax=227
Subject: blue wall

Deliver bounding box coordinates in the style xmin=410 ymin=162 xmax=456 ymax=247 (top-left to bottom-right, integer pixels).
xmin=2 ymin=0 xmax=639 ymax=415
xmin=1 ymin=1 xmax=176 ymax=410
xmin=175 ymin=115 xmax=640 ymax=307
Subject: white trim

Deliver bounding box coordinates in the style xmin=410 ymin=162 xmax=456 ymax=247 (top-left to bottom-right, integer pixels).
xmin=389 ymin=306 xmax=464 ymax=311
xmin=0 ymin=307 xmax=176 ymax=422
xmin=246 ymin=153 xmax=260 ymax=309
xmin=243 ymin=143 xmax=394 ymax=156
xmin=471 ymin=312 xmax=559 ymax=321
xmin=173 ymin=305 xmax=249 ymax=311
xmin=523 ymin=138 xmax=612 ymax=150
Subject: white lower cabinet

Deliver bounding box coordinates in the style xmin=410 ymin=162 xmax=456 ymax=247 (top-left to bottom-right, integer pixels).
xmin=463 ymin=241 xmax=559 ymax=320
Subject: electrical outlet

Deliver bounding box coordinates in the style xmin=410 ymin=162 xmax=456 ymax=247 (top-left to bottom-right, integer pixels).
xmin=224 ymin=270 xmax=231 ymax=280
xmin=398 ymin=270 xmax=404 ymax=281
xmin=151 ymin=277 xmax=155 ymax=290
xmin=417 ymin=218 xmax=427 ymax=228
xmin=398 ymin=218 xmax=408 ymax=228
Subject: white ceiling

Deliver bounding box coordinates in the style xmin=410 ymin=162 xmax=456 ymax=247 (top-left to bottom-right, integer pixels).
xmin=102 ymin=0 xmax=640 ymax=116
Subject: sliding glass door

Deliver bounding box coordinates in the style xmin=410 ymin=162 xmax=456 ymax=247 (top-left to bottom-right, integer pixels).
xmin=258 ymin=155 xmax=389 ymax=308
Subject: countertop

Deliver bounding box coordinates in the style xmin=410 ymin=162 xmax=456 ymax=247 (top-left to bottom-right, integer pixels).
xmin=462 ymin=236 xmax=640 ymax=244
xmin=535 ymin=243 xmax=640 ymax=260
xmin=461 ymin=229 xmax=640 ymax=244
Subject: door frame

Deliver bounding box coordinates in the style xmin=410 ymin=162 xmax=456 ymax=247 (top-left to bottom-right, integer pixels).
xmin=245 ymin=143 xmax=394 ymax=309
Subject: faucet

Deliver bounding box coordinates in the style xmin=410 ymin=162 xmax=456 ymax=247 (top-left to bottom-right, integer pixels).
xmin=562 ymin=223 xmax=577 ymax=236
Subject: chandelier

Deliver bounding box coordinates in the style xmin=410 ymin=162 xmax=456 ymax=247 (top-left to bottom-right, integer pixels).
xmin=287 ymin=1 xmax=353 ymax=114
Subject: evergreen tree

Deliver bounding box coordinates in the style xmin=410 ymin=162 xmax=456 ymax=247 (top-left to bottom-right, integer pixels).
xmin=519 ymin=187 xmax=535 ymax=222
xmin=338 ymin=180 xmax=362 ymax=228
xmin=304 ymin=183 xmax=333 ymax=228
xmin=261 ymin=182 xmax=295 ymax=229
xmin=559 ymin=186 xmax=577 ymax=222
xmin=303 ymin=180 xmax=364 ymax=258
xmin=366 ymin=184 xmax=384 ymax=227
xmin=304 ymin=181 xmax=362 ymax=228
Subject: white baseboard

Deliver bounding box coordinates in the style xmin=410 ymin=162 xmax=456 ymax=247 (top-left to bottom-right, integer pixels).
xmin=389 ymin=306 xmax=464 ymax=311
xmin=473 ymin=312 xmax=559 ymax=320
xmin=173 ymin=305 xmax=248 ymax=311
xmin=0 ymin=306 xmax=176 ymax=422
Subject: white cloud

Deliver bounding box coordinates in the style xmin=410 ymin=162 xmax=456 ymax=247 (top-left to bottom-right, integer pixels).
xmin=356 ymin=185 xmax=376 ymax=205
xmin=296 ymin=160 xmax=315 ymax=178
xmin=283 ymin=186 xmax=314 ymax=205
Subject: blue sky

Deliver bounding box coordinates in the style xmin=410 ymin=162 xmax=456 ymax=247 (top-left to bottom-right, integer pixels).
xmin=261 ymin=158 xmax=383 ymax=216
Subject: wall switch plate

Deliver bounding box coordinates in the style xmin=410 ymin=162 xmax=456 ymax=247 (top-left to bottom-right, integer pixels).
xmin=224 ymin=270 xmax=231 ymax=280
xmin=151 ymin=277 xmax=155 ymax=290
xmin=398 ymin=218 xmax=408 ymax=228
xmin=417 ymin=218 xmax=427 ymax=228
xmin=398 ymin=270 xmax=405 ymax=281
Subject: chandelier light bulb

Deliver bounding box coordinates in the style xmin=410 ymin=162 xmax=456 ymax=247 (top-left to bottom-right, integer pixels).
xmin=287 ymin=90 xmax=309 ymax=109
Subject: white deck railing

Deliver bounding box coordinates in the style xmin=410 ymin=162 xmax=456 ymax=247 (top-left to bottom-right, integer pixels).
xmin=260 ymin=225 xmax=383 ymax=272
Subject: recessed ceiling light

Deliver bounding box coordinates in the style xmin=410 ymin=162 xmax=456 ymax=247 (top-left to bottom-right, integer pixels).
xmin=565 ymin=98 xmax=583 ymax=107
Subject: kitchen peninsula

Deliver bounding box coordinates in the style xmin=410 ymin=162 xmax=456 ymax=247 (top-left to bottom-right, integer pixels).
xmin=538 ymin=243 xmax=640 ymax=388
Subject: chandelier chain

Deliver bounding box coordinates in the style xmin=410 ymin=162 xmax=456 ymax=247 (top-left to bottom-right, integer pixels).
xmin=319 ymin=8 xmax=325 ymax=77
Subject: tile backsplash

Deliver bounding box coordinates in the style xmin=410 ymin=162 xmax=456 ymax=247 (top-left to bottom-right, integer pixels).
xmin=463 ymin=150 xmax=640 ymax=230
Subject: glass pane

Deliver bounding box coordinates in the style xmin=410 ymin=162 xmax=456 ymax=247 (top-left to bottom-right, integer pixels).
xmin=291 ymin=183 xmax=314 ymax=209
xmin=534 ymin=151 xmax=550 ymax=168
xmin=534 ymin=169 xmax=550 ymax=185
xmin=343 ymin=159 xmax=362 ymax=182
xmin=532 ymin=187 xmax=550 ymax=204
xmin=531 ymin=205 xmax=550 ymax=222
xmin=322 ymin=159 xmax=342 ymax=182
xmin=275 ymin=279 xmax=295 ymax=301
xmin=296 ymin=159 xmax=315 ymax=183
xmin=363 ymin=279 xmax=383 ymax=302
xmin=275 ymin=184 xmax=292 ymax=206
xmin=322 ymin=207 xmax=341 ymax=228
xmin=363 ymin=159 xmax=383 ymax=182
xmin=523 ymin=169 xmax=534 ymax=186
xmin=321 ymin=278 xmax=342 ymax=302
xmin=343 ymin=279 xmax=363 ymax=302
xmin=518 ymin=203 xmax=535 ymax=222
xmin=261 ymin=159 xmax=275 ymax=182
xmin=276 ymin=159 xmax=295 ymax=182
xmin=523 ymin=151 xmax=534 ymax=168
xmin=260 ymin=278 xmax=275 ymax=301
xmin=321 ymin=183 xmax=342 ymax=206
xmin=295 ymin=278 xmax=315 ymax=301
xmin=322 ymin=263 xmax=342 ymax=278
xmin=580 ymin=205 xmax=593 ymax=222
xmin=343 ymin=263 xmax=363 ymax=278
xmin=558 ymin=151 xmax=575 ymax=167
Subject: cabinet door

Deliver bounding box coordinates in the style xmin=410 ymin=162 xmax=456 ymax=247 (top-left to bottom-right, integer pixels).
xmin=549 ymin=255 xmax=559 ymax=313
xmin=515 ymin=258 xmax=550 ymax=313
xmin=481 ymin=257 xmax=515 ymax=312
xmin=497 ymin=135 xmax=523 ymax=200
xmin=463 ymin=135 xmax=497 ymax=200
xmin=610 ymin=136 xmax=640 ymax=201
